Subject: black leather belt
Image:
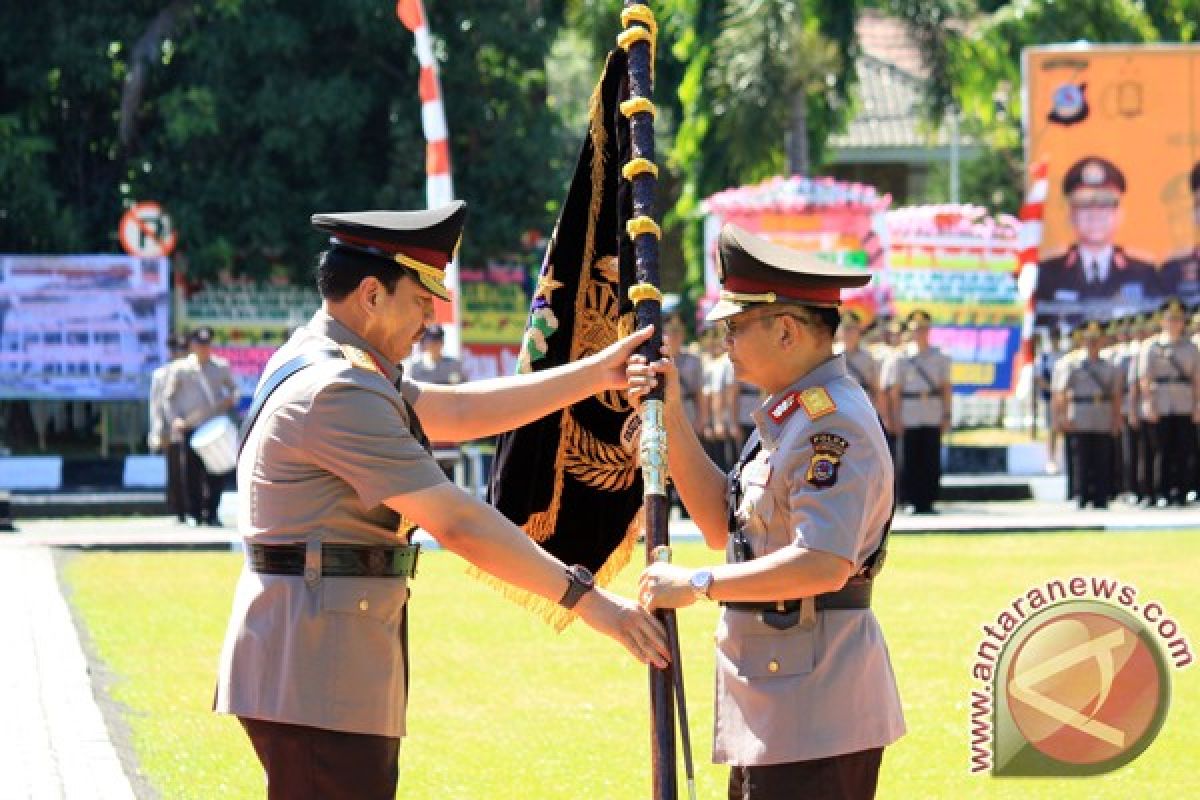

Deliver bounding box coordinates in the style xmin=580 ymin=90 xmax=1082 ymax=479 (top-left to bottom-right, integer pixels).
xmin=900 ymin=392 xmax=933 ymax=399
xmin=1070 ymin=397 xmax=1108 ymax=405
xmin=721 ymin=578 xmax=873 ymax=614
xmin=1155 ymin=378 xmax=1190 ymax=384
xmin=248 ymin=543 xmax=420 ymax=578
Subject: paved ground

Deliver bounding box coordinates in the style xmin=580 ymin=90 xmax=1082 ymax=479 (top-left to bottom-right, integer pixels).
xmin=2 ymin=490 xmax=1198 ymax=799
xmin=0 ymin=545 xmax=136 ymax=800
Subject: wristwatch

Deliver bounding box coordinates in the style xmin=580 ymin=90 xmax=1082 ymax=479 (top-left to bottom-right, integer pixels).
xmin=558 ymin=564 xmax=596 ymax=610
xmin=689 ymin=569 xmax=715 ymax=599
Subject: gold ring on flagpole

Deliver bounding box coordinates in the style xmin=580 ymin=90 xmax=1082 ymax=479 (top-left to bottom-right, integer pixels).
xmin=622 ymin=158 xmax=659 ymax=181
xmin=626 ymin=216 xmax=662 ymax=240
xmin=620 ymin=97 xmax=656 ymax=119
xmin=628 ymin=283 xmax=663 ymax=305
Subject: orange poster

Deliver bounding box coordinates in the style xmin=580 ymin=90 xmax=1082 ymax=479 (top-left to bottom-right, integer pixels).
xmin=1024 ymin=45 xmax=1200 ymax=325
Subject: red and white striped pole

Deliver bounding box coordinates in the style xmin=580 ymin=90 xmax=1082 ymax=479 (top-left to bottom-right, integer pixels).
xmin=1015 ymin=161 xmax=1048 ymax=428
xmin=397 ymin=0 xmax=460 ymax=352
xmin=1015 ymin=161 xmax=1048 ymax=370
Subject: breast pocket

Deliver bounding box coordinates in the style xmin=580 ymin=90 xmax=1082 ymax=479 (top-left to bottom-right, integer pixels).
xmin=739 ymin=473 xmax=777 ymax=533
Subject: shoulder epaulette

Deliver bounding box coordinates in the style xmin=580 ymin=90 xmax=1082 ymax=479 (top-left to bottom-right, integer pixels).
xmin=797 ymin=386 xmax=837 ymax=421
xmin=339 ymin=344 xmax=383 ymax=375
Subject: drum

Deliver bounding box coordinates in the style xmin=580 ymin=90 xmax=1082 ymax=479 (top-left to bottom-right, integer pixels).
xmin=190 ymin=416 xmax=238 ymax=475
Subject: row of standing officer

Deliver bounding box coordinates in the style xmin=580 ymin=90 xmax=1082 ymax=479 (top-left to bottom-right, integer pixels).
xmin=837 ymin=310 xmax=953 ymax=514
xmin=147 ymin=327 xmax=239 ymax=526
xmin=1053 ymin=298 xmax=1200 ymax=509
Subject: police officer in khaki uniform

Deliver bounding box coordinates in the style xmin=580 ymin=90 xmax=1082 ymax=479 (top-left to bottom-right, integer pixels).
xmin=1137 ymin=298 xmax=1200 ymax=506
xmin=884 ymin=310 xmax=953 ymax=514
xmin=408 ymin=323 xmax=464 ymax=384
xmin=214 ymin=202 xmax=668 ymax=799
xmin=1053 ymin=321 xmax=1121 ymax=509
xmin=835 ymin=310 xmax=883 ymax=416
xmin=1103 ymin=317 xmax=1136 ymax=501
xmin=630 ymin=224 xmax=904 ymax=800
xmin=148 ymin=334 xmax=188 ymax=523
xmin=165 ymin=326 xmax=239 ymax=525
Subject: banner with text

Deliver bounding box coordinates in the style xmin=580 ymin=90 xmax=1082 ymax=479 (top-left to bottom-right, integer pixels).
xmin=459 ymin=262 xmax=528 ymax=380
xmin=0 ymin=254 xmax=170 ymax=400
xmin=884 ymin=223 xmax=1024 ymax=394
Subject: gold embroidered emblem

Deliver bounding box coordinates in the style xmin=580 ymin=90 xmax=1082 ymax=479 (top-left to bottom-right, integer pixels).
xmin=798 ymin=387 xmax=836 ymax=420
xmin=563 ymin=411 xmax=639 ymax=492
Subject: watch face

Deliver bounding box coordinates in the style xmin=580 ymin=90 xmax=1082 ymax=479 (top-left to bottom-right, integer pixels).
xmin=571 ymin=565 xmax=595 ymax=587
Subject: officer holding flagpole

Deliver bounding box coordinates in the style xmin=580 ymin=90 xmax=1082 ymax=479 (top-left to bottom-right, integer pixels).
xmin=630 ymin=224 xmax=904 ymax=800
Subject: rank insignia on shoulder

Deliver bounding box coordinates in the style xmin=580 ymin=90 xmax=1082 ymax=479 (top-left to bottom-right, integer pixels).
xmin=340 ymin=344 xmax=383 ymax=375
xmin=797 ymin=387 xmax=836 ymax=420
xmin=769 ymin=391 xmax=801 ymax=423
xmin=806 ymin=433 xmax=849 ymax=489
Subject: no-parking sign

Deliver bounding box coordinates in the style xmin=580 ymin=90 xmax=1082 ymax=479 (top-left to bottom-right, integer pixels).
xmin=118 ymin=201 xmax=178 ymax=257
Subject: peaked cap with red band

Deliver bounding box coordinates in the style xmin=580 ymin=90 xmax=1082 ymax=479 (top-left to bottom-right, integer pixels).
xmin=705 ymin=224 xmax=872 ymax=322
xmin=311 ymin=200 xmax=467 ymax=301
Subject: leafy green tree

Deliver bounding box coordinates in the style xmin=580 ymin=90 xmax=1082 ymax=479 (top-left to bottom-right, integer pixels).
xmin=948 ymin=0 xmax=1164 ymax=212
xmin=1 ymin=1 xmax=570 ymax=281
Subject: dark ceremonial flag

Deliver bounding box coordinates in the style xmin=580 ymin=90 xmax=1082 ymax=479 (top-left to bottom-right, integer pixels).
xmin=487 ymin=49 xmax=641 ymax=627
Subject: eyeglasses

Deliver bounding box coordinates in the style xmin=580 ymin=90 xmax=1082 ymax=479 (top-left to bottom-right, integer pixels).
xmin=719 ymin=311 xmax=815 ymax=339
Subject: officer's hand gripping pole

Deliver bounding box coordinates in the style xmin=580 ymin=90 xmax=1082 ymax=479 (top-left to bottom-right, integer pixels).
xmin=652 ymin=546 xmax=698 ymax=800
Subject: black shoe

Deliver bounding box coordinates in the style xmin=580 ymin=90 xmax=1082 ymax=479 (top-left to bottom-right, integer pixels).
xmin=205 ymin=517 xmax=224 ymax=528
xmin=1094 ymin=501 xmax=1108 ymax=510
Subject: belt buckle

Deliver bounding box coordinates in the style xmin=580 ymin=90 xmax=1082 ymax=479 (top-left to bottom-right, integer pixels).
xmin=365 ymin=548 xmax=388 ymax=577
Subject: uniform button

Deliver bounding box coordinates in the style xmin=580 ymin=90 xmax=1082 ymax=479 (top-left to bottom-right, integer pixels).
xmin=359 ymin=599 xmax=369 ymax=612
xmin=768 ymin=659 xmax=780 ymax=674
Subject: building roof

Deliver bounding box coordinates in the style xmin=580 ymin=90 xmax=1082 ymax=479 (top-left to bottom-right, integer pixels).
xmin=827 ymin=11 xmax=977 ymax=164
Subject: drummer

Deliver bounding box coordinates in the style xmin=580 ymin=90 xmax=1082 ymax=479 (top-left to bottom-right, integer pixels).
xmin=165 ymin=327 xmax=240 ymax=527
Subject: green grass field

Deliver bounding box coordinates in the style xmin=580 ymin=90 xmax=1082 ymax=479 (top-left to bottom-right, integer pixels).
xmin=62 ymin=531 xmax=1199 ymax=799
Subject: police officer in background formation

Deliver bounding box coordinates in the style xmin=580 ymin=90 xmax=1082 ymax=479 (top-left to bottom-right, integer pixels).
xmin=630 ymin=224 xmax=903 ymax=800
xmin=408 ymin=323 xmax=464 ymax=385
xmin=835 ymin=310 xmax=884 ymax=416
xmin=1054 ymin=321 xmax=1121 ymax=509
xmin=148 ymin=335 xmax=188 ymax=523
xmin=1051 ymin=326 xmax=1084 ymax=499
xmin=1035 ymin=156 xmax=1158 ymax=306
xmin=165 ymin=327 xmax=238 ymax=526
xmin=1127 ymin=312 xmax=1159 ymax=505
xmin=1102 ymin=317 xmax=1137 ymax=501
xmin=214 ymin=202 xmax=668 ymax=799
xmin=884 ymin=310 xmax=953 ymax=514
xmin=1137 ymin=298 xmax=1200 ymax=506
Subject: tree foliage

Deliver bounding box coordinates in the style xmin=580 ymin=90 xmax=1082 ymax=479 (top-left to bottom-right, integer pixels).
xmin=1 ymin=0 xmax=568 ymax=280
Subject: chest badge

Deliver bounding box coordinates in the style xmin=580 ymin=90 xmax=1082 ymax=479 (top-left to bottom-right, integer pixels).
xmin=806 ymin=433 xmax=849 ymax=489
